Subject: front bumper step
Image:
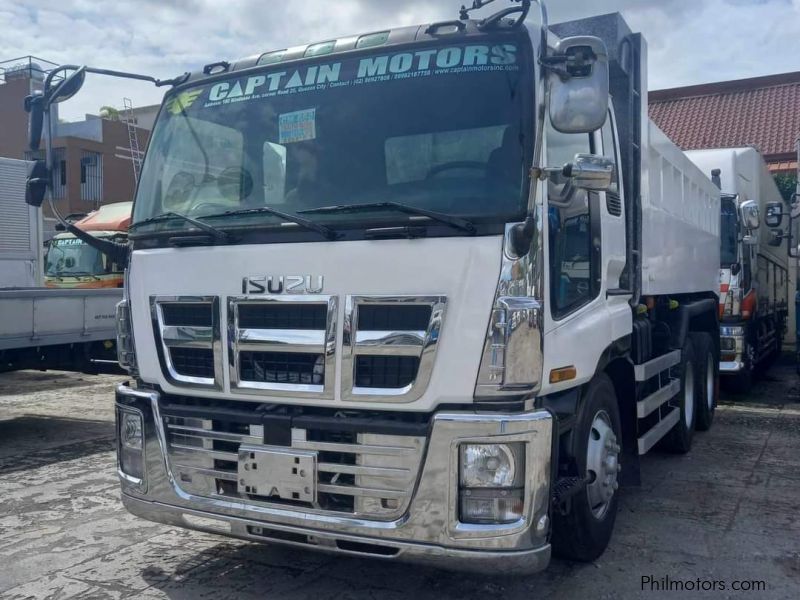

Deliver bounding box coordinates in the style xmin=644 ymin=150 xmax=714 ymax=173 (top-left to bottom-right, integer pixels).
xmin=123 ymin=494 xmax=552 ymax=575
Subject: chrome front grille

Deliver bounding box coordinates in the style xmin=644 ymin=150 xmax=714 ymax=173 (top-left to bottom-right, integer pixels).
xmin=228 ymin=296 xmax=337 ymax=398
xmin=162 ymin=406 xmax=426 ymax=519
xmin=152 ymin=297 xmax=222 ymax=389
xmin=151 ymin=294 xmax=446 ymax=403
xmin=343 ymin=296 xmax=446 ymax=402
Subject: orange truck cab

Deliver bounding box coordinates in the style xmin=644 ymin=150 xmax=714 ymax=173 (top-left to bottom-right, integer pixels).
xmin=44 ymin=202 xmax=131 ymax=289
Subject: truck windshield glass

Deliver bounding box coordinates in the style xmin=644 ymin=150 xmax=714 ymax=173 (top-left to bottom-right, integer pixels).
xmin=720 ymin=198 xmax=738 ymax=266
xmin=132 ymin=41 xmax=531 ymax=235
xmin=45 ymin=239 xmax=104 ymax=276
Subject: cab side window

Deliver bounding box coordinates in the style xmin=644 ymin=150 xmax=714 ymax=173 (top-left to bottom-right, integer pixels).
xmin=601 ymin=114 xmax=622 ymax=215
xmin=547 ymin=123 xmax=599 ymax=318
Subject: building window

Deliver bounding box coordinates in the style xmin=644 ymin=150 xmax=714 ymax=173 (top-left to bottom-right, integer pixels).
xmin=80 ymin=151 xmax=103 ymax=205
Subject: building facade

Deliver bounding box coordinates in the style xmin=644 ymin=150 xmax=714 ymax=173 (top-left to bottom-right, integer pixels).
xmin=0 ymin=56 xmax=152 ymax=220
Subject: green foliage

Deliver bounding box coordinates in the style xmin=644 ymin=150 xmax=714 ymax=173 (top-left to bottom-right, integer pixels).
xmin=775 ymin=172 xmax=798 ymax=204
xmin=99 ymin=105 xmax=120 ymax=121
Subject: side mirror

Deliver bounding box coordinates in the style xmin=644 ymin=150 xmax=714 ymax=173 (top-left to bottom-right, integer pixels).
xmin=25 ymin=160 xmax=49 ymax=207
xmin=548 ymin=36 xmax=610 ymax=134
xmin=768 ymin=229 xmax=784 ymax=247
xmin=764 ymin=201 xmax=784 ymax=228
xmin=563 ymin=154 xmax=615 ymax=192
xmin=24 ymin=93 xmax=45 ymax=152
xmin=47 ymin=67 xmax=86 ymax=105
xmin=739 ymin=199 xmax=760 ymax=230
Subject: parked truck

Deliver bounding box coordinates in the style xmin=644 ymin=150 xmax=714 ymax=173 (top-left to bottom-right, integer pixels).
xmin=0 ymin=157 xmax=122 ymax=374
xmin=686 ymin=148 xmax=791 ymax=391
xmin=24 ymin=0 xmax=721 ymax=573
xmin=45 ymin=201 xmax=131 ymax=289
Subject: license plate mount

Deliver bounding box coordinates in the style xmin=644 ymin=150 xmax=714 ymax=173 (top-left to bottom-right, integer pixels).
xmin=237 ymin=445 xmax=317 ymax=503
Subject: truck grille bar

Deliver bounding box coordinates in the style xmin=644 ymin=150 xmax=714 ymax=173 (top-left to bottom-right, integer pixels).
xmin=228 ymin=296 xmax=337 ymax=398
xmin=151 ymin=296 xmax=222 ymax=389
xmin=162 ymin=408 xmax=426 ymax=519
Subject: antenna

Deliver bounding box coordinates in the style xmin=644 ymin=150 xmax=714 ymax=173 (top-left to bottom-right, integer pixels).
xmin=122 ymin=97 xmax=143 ymax=183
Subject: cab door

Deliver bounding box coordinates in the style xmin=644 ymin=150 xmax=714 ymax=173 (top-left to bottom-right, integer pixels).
xmin=540 ymin=109 xmax=630 ymax=393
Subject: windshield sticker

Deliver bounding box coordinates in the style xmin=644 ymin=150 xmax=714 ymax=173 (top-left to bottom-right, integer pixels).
xmin=201 ymin=44 xmax=518 ymax=110
xmin=167 ymin=89 xmax=204 ymax=115
xmin=279 ymin=108 xmax=317 ymax=144
xmin=52 ymin=238 xmax=86 ymax=246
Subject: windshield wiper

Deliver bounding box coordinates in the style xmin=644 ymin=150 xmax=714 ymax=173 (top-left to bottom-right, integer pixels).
xmin=203 ymin=206 xmax=339 ymax=241
xmin=299 ymin=202 xmax=477 ymax=235
xmin=53 ymin=270 xmax=101 ymax=281
xmin=129 ymin=212 xmax=231 ymax=242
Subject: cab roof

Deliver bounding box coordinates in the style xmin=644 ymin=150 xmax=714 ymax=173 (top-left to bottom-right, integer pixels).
xmin=183 ymin=18 xmax=530 ymax=85
xmin=74 ymin=202 xmax=132 ymax=232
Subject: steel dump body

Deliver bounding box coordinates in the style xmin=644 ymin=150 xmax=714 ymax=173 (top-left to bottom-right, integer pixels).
xmin=642 ymin=124 xmax=720 ymax=296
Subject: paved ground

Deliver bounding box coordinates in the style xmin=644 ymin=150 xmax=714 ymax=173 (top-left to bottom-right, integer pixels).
xmin=1 ymin=361 xmax=799 ymax=600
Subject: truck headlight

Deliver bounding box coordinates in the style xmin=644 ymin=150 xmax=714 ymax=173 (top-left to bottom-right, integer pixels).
xmin=116 ymin=299 xmax=138 ymax=374
xmin=475 ymin=297 xmax=542 ymax=399
xmin=118 ymin=408 xmax=145 ymax=481
xmin=459 ymin=443 xmax=524 ymax=524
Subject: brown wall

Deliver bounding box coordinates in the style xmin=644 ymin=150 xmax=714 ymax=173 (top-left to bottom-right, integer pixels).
xmin=45 ymin=120 xmax=150 ymax=217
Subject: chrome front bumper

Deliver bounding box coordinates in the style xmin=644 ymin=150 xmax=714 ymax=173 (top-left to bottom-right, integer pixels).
xmin=116 ymin=383 xmax=554 ymax=574
xmin=719 ymin=326 xmax=746 ymax=374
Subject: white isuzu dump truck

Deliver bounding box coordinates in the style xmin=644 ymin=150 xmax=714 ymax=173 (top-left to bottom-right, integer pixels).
xmin=24 ymin=0 xmax=720 ymax=573
xmin=686 ymin=148 xmax=791 ymax=390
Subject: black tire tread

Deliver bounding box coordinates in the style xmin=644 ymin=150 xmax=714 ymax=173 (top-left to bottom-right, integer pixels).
xmin=551 ymin=374 xmax=622 ymax=563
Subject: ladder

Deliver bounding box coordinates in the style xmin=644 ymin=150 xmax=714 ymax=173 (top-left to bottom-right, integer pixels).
xmin=122 ymin=98 xmax=143 ymax=183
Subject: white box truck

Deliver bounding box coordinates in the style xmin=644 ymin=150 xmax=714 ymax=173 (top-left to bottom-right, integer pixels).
xmin=25 ymin=0 xmax=720 ymax=573
xmin=0 ymin=157 xmax=122 ymax=373
xmin=686 ymin=148 xmax=791 ymax=390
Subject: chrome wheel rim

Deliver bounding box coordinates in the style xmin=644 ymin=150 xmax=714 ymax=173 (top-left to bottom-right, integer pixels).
xmin=586 ymin=409 xmax=620 ymax=520
xmin=684 ymin=360 xmax=695 ymax=428
xmin=706 ymin=354 xmax=714 ymax=411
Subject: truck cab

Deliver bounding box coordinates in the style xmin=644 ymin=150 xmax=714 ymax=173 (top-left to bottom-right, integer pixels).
xmin=44 ymin=202 xmax=131 ymax=289
xmin=686 ymin=148 xmax=791 ymax=390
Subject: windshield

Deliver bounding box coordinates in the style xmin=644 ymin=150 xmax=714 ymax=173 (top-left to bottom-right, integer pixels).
xmin=720 ymin=197 xmax=738 ymax=266
xmin=132 ymin=39 xmax=532 ymax=237
xmin=45 ymin=238 xmax=105 ymax=277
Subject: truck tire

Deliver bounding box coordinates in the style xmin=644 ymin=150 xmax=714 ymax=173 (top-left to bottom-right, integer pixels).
xmin=690 ymin=332 xmax=717 ymax=431
xmin=665 ymin=339 xmax=696 ymax=453
xmin=552 ymin=374 xmax=622 ymax=562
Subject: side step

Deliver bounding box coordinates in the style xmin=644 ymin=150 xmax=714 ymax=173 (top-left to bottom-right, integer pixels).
xmin=637 ymin=407 xmax=680 ymax=455
xmin=552 ymin=476 xmax=586 ymax=504
xmin=634 ymin=350 xmax=681 ymax=382
xmin=637 ymin=378 xmax=680 ymax=419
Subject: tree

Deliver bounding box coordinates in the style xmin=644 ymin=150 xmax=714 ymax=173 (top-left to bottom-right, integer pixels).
xmin=775 ymin=172 xmax=798 ymax=204
xmin=99 ymin=105 xmax=120 ymax=121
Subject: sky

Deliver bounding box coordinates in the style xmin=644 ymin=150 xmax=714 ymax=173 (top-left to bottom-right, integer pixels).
xmin=1 ymin=0 xmax=799 ymax=121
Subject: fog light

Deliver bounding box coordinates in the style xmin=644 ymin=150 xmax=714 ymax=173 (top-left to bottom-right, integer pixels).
xmin=459 ymin=443 xmax=524 ymax=524
xmin=118 ymin=409 xmax=144 ymax=481
xmin=460 ymin=443 xmax=521 ymax=488
xmin=460 ymin=489 xmax=524 ymax=524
